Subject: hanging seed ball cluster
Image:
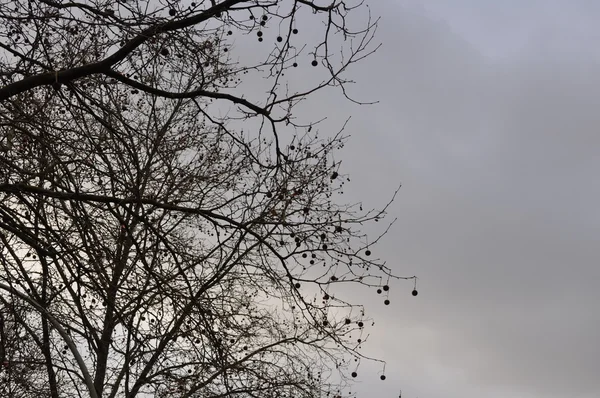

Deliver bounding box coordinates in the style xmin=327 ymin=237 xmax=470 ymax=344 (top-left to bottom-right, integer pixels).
xmin=216 ymin=10 xmax=420 ymax=376
xmin=250 ymin=13 xmax=311 ymax=67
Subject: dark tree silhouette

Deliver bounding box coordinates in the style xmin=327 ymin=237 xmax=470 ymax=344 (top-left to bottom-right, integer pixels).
xmin=0 ymin=0 xmax=416 ymax=397
xmin=0 ymin=300 xmax=55 ymax=397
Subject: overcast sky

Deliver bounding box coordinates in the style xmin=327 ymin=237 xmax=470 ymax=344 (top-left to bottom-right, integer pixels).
xmin=320 ymin=1 xmax=600 ymax=397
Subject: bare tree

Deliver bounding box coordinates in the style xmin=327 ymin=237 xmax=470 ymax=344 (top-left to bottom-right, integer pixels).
xmin=0 ymin=1 xmax=417 ymax=397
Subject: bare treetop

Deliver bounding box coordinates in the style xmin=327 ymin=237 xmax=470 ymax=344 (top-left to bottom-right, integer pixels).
xmin=0 ymin=1 xmax=416 ymax=397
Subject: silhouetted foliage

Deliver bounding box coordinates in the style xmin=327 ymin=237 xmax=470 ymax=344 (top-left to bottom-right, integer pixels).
xmin=0 ymin=0 xmax=416 ymax=397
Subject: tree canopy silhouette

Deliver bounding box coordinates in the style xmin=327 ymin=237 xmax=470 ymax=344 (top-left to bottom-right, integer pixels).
xmin=0 ymin=0 xmax=416 ymax=397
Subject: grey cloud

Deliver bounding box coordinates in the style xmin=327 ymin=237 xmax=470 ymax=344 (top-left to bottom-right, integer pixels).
xmin=333 ymin=2 xmax=600 ymax=398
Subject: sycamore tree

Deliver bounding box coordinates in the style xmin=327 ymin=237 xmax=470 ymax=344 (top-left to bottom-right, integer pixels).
xmin=0 ymin=0 xmax=417 ymax=397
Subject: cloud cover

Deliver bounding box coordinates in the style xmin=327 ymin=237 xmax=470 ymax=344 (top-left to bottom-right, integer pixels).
xmin=327 ymin=1 xmax=600 ymax=397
